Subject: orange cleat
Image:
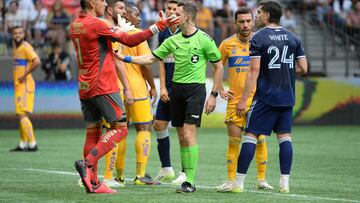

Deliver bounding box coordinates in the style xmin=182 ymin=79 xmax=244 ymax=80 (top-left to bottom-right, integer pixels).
xmin=92 ymin=183 xmax=117 ymax=194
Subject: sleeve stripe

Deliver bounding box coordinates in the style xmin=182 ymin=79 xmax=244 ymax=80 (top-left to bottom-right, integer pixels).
xmin=210 ymin=58 xmax=221 ymax=63
xmin=297 ymin=55 xmax=306 ymax=59
xmin=152 ymin=52 xmax=163 ymax=61
xmin=250 ymin=56 xmax=261 ymax=59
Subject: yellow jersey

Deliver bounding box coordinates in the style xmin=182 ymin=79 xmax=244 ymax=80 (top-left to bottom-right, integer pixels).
xmin=13 ymin=41 xmax=38 ymax=92
xmin=218 ymin=34 xmax=256 ymax=108
xmin=120 ymin=29 xmax=151 ymax=100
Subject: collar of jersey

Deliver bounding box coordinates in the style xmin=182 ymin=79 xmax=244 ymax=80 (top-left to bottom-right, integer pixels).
xmin=182 ymin=29 xmax=198 ymax=38
xmin=266 ymin=26 xmax=283 ymax=29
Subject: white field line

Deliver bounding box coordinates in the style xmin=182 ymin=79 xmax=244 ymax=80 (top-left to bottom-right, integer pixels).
xmin=24 ymin=168 xmax=360 ymax=203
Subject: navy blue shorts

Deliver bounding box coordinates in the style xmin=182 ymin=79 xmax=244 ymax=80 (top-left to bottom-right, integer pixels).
xmin=245 ymin=99 xmax=293 ymax=136
xmin=155 ymin=99 xmax=171 ymax=121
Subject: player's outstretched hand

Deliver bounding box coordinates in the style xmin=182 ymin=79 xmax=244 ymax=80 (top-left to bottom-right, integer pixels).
xmin=205 ymin=95 xmax=216 ymax=115
xmin=149 ymin=10 xmax=180 ymax=35
xmin=117 ymin=14 xmax=136 ymax=32
xmin=220 ymin=89 xmax=234 ymax=101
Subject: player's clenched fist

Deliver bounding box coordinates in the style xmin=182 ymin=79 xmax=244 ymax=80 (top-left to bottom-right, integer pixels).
xmin=149 ymin=10 xmax=180 ymax=35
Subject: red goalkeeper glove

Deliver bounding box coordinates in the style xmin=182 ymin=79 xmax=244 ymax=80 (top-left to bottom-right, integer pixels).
xmin=149 ymin=10 xmax=180 ymax=35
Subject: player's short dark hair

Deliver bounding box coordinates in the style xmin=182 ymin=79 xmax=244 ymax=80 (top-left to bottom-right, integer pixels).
xmin=11 ymin=26 xmax=22 ymax=33
xmin=234 ymin=7 xmax=253 ymax=21
xmin=177 ymin=0 xmax=198 ymax=20
xmin=259 ymin=0 xmax=283 ymax=24
xmin=106 ymin=0 xmax=124 ymax=7
xmin=167 ymin=0 xmax=178 ymax=4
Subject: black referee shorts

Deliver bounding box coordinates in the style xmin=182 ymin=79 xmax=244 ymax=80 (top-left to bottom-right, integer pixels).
xmin=170 ymin=82 xmax=206 ymax=127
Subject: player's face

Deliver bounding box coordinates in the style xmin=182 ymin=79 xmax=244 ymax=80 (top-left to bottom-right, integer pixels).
xmin=12 ymin=28 xmax=25 ymax=44
xmin=127 ymin=9 xmax=141 ymax=27
xmin=113 ymin=2 xmax=126 ymax=18
xmin=94 ymin=0 xmax=107 ymax=17
xmin=166 ymin=2 xmax=177 ymax=17
xmin=175 ymin=6 xmax=188 ymax=27
xmin=235 ymin=13 xmax=253 ymax=38
xmin=255 ymin=6 xmax=268 ymax=28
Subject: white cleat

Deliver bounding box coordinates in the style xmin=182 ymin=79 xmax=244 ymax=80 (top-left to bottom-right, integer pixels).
xmin=216 ymin=181 xmax=234 ymax=192
xmin=279 ymin=186 xmax=289 ymax=193
xmin=103 ymin=179 xmax=125 ymax=188
xmin=171 ymin=172 xmax=186 ymax=185
xmin=279 ymin=174 xmax=290 ymax=193
xmin=154 ymin=168 xmax=175 ymax=182
xmin=257 ymin=180 xmax=274 ymax=190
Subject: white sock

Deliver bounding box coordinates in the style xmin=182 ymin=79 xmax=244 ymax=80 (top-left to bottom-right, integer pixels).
xmin=162 ymin=167 xmax=174 ymax=172
xmin=279 ymin=174 xmax=290 ymax=188
xmin=19 ymin=141 xmax=27 ymax=148
xmin=234 ymin=173 xmax=246 ymax=187
xmin=28 ymin=141 xmax=37 ymax=148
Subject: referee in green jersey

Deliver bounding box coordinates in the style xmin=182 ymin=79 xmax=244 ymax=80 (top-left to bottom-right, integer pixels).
xmin=117 ymin=0 xmax=231 ymax=193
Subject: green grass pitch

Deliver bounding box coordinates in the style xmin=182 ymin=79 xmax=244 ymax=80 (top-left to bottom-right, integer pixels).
xmin=0 ymin=126 xmax=359 ymax=203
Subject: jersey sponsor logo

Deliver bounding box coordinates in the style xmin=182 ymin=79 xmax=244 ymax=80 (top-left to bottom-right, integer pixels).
xmin=228 ymin=56 xmax=250 ymax=67
xmin=164 ymin=53 xmax=175 ymax=63
xmin=14 ymin=59 xmax=27 ymax=67
xmin=231 ymin=47 xmax=237 ymax=54
xmin=191 ymin=55 xmax=199 ymax=63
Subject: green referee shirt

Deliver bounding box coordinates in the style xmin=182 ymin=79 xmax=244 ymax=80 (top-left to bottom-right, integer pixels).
xmin=152 ymin=29 xmax=221 ymax=84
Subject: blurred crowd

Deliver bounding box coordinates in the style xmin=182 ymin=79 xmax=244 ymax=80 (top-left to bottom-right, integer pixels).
xmin=6 ymin=0 xmax=353 ymax=81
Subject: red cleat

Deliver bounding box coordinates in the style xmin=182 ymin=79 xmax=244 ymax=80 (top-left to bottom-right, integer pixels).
xmin=92 ymin=183 xmax=117 ymax=194
xmin=74 ymin=160 xmax=93 ymax=193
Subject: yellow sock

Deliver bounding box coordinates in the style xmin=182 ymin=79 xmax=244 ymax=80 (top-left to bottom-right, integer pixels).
xmin=115 ymin=139 xmax=126 ymax=179
xmin=103 ymin=144 xmax=118 ymax=180
xmin=135 ymin=131 xmax=151 ymax=177
xmin=227 ymin=136 xmax=241 ymax=181
xmin=20 ymin=116 xmax=36 ymax=146
xmin=255 ymin=135 xmax=268 ymax=181
xmin=18 ymin=120 xmax=26 ymax=144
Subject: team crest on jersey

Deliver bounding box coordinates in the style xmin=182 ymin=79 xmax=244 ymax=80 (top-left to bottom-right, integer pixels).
xmin=231 ymin=47 xmax=237 ymax=54
xmin=191 ymin=55 xmax=199 ymax=63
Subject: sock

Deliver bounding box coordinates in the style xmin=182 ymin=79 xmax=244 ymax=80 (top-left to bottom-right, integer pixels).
xmin=86 ymin=126 xmax=128 ymax=167
xmin=83 ymin=125 xmax=102 ymax=182
xmin=156 ymin=128 xmax=171 ymax=167
xmin=116 ymin=139 xmax=126 ymax=179
xmin=18 ymin=120 xmax=27 ymax=147
xmin=255 ymin=135 xmax=268 ymax=181
xmin=103 ymin=144 xmax=118 ymax=180
xmin=237 ymin=135 xmax=257 ymax=174
xmin=278 ymin=137 xmax=293 ymax=175
xmin=234 ymin=173 xmax=246 ymax=187
xmin=226 ymin=136 xmax=241 ymax=181
xmin=20 ymin=117 xmax=36 ymax=147
xmin=180 ymin=145 xmax=198 ymax=185
xmin=135 ymin=131 xmax=151 ymax=177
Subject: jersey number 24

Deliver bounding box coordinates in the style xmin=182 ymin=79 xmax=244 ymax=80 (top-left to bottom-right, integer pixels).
xmin=267 ymin=45 xmax=294 ymax=69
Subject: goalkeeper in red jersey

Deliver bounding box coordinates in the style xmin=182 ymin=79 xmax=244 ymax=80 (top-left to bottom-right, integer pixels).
xmin=71 ymin=0 xmax=179 ymax=194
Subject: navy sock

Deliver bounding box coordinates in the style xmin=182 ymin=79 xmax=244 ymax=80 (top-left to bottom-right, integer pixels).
xmin=157 ymin=137 xmax=171 ymax=167
xmin=237 ymin=142 xmax=256 ymax=174
xmin=279 ymin=140 xmax=293 ymax=175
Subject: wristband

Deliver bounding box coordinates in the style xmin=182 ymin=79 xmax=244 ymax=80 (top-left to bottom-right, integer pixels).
xmin=123 ymin=56 xmax=132 ymax=63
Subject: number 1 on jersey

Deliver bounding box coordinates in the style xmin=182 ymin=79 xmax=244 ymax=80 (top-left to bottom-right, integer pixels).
xmin=75 ymin=38 xmax=83 ymax=65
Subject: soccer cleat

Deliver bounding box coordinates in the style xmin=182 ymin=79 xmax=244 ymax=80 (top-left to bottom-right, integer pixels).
xmin=114 ymin=178 xmax=126 ymax=187
xmin=171 ymin=172 xmax=186 ymax=185
xmin=28 ymin=145 xmax=39 ymax=152
xmin=74 ymin=160 xmax=93 ymax=193
xmin=92 ymin=183 xmax=117 ymax=194
xmin=154 ymin=168 xmax=175 ymax=182
xmin=134 ymin=174 xmax=161 ymax=185
xmin=9 ymin=146 xmax=28 ymax=152
xmin=103 ymin=179 xmax=125 ymax=188
xmin=257 ymin=180 xmax=274 ymax=190
xmin=176 ymin=181 xmax=196 ymax=193
xmin=279 ymin=175 xmax=290 ymax=193
xmin=216 ymin=181 xmax=233 ymax=192
xmin=216 ymin=181 xmax=243 ymax=193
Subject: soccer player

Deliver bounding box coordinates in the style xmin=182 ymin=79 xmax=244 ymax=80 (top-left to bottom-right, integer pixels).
xmin=116 ymin=0 xmax=231 ymax=193
xmin=153 ymin=0 xmax=186 ymax=184
xmin=9 ymin=26 xmax=41 ymax=152
xmin=230 ymin=1 xmax=308 ymax=193
xmin=216 ymin=7 xmax=273 ymax=192
xmin=109 ymin=4 xmax=160 ymax=186
xmin=71 ymin=0 xmax=179 ymax=194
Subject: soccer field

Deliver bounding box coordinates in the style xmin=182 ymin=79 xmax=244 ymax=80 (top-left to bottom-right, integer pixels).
xmin=0 ymin=126 xmax=359 ymax=203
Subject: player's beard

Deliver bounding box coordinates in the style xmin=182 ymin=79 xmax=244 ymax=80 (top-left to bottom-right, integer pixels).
xmin=14 ymin=39 xmax=24 ymax=47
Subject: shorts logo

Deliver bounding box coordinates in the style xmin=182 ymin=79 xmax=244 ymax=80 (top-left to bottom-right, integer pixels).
xmin=191 ymin=55 xmax=199 ymax=63
xmin=191 ymin=114 xmax=200 ymax=119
